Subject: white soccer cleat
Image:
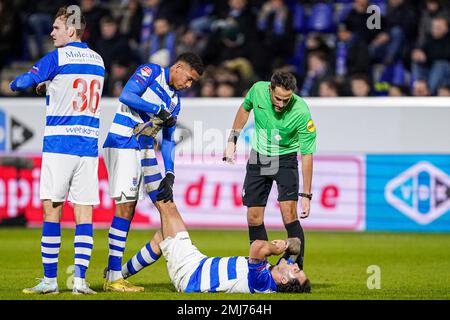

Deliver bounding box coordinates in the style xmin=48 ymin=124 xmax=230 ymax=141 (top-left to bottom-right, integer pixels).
xmin=72 ymin=281 xmax=97 ymax=295
xmin=22 ymin=278 xmax=59 ymax=295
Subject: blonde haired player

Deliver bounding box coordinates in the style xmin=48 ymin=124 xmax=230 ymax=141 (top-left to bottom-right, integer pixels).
xmin=102 ymin=52 xmax=203 ymax=292
xmin=10 ymin=6 xmax=104 ymax=295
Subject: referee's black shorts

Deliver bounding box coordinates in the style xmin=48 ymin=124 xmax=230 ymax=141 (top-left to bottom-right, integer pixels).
xmin=243 ymin=149 xmax=299 ymax=207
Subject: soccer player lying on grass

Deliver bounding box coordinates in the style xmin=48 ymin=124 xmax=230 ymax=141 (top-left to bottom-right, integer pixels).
xmin=118 ymin=201 xmax=311 ymax=293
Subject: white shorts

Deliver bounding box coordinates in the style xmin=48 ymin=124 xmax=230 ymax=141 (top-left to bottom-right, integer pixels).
xmin=103 ymin=147 xmax=162 ymax=204
xmin=40 ymin=152 xmax=99 ymax=205
xmin=159 ymin=231 xmax=207 ymax=292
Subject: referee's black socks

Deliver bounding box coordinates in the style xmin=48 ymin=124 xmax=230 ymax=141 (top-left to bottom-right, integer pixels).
xmin=249 ymin=223 xmax=268 ymax=244
xmin=284 ymin=220 xmax=305 ymax=270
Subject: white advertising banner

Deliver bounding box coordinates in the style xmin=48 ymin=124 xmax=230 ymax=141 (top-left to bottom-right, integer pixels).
xmin=137 ymin=155 xmax=366 ymax=231
xmin=0 ymin=154 xmax=365 ymax=231
xmin=1 ymin=97 xmax=450 ymax=154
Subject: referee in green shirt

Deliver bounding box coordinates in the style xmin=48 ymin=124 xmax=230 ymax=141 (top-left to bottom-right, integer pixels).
xmin=223 ymin=71 xmax=316 ymax=270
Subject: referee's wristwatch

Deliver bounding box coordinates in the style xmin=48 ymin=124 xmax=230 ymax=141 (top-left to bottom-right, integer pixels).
xmin=299 ymin=192 xmax=313 ymax=200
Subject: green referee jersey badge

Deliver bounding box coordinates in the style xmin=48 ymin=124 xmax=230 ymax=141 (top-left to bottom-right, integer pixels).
xmin=307 ymin=119 xmax=316 ymax=133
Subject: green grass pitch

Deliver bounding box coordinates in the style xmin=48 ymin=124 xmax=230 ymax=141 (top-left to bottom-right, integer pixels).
xmin=0 ymin=228 xmax=449 ymax=300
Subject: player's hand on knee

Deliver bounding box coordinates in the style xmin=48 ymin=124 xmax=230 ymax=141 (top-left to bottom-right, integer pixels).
xmin=156 ymin=172 xmax=175 ymax=202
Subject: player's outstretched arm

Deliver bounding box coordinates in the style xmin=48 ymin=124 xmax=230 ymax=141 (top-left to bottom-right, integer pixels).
xmin=156 ymin=125 xmax=177 ymax=203
xmin=10 ymin=51 xmax=57 ymax=92
xmin=10 ymin=73 xmax=37 ymax=92
xmin=249 ymin=239 xmax=287 ymax=263
xmin=249 ymin=238 xmax=301 ymax=263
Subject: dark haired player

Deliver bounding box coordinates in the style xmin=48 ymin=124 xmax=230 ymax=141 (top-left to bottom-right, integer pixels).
xmin=120 ymin=201 xmax=311 ymax=293
xmin=102 ymin=52 xmax=204 ymax=292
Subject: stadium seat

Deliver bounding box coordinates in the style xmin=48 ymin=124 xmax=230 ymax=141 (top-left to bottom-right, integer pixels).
xmin=287 ymin=35 xmax=306 ymax=76
xmin=292 ymin=4 xmax=308 ymax=33
xmin=307 ymin=3 xmax=335 ymax=33
xmin=336 ymin=3 xmax=353 ymax=24
xmin=335 ymin=0 xmax=353 ymax=3
xmin=374 ymin=62 xmax=407 ymax=96
xmin=188 ymin=3 xmax=214 ymax=22
xmin=370 ymin=0 xmax=387 ymax=15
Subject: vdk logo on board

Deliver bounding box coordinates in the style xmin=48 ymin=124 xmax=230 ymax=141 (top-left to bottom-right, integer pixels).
xmin=385 ymin=162 xmax=450 ymax=225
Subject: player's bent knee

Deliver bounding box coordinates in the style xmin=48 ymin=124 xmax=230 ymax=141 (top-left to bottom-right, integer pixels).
xmin=151 ymin=231 xmax=163 ymax=254
xmin=247 ymin=208 xmax=264 ymax=226
xmin=115 ymin=201 xmax=137 ymax=220
xmin=280 ymin=202 xmax=298 ymax=222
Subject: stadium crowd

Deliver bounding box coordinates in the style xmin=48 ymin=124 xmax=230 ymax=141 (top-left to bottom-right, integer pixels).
xmin=1 ymin=0 xmax=450 ymax=98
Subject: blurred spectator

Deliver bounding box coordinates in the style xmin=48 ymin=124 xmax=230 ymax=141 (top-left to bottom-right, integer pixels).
xmin=96 ymin=16 xmax=133 ymax=72
xmin=343 ymin=0 xmax=383 ymax=43
xmin=200 ymin=78 xmax=216 ymax=97
xmin=417 ymin=0 xmax=450 ymax=47
xmin=202 ymin=0 xmax=256 ymax=66
xmin=411 ymin=16 xmax=450 ymax=95
xmin=216 ymin=81 xmax=236 ymax=97
xmin=81 ymin=0 xmax=111 ymax=48
xmin=305 ymin=33 xmax=333 ymax=62
xmin=350 ymin=74 xmax=372 ymax=97
xmin=300 ymin=50 xmax=331 ymax=97
xmin=335 ymin=24 xmax=370 ymax=82
xmin=388 ymin=84 xmax=409 ymax=96
xmin=189 ymin=0 xmax=217 ymax=36
xmin=176 ymin=29 xmax=207 ymax=58
xmin=104 ymin=59 xmax=134 ymax=97
xmin=159 ymin=0 xmax=194 ymax=28
xmin=412 ymin=79 xmax=430 ymax=96
xmin=25 ymin=1 xmax=66 ymax=59
xmin=343 ymin=0 xmax=391 ymax=64
xmin=382 ymin=0 xmax=417 ymax=64
xmin=253 ymin=0 xmax=294 ymax=78
xmin=117 ymin=0 xmax=144 ymax=51
xmin=1 ymin=0 xmax=448 ymax=97
xmin=222 ymin=57 xmax=257 ymax=94
xmin=213 ymin=65 xmax=240 ymax=85
xmin=437 ymin=84 xmax=450 ymax=96
xmin=139 ymin=0 xmax=163 ymax=62
xmin=0 ymin=77 xmax=18 ymax=97
xmin=0 ymin=0 xmax=22 ymax=71
xmin=319 ymin=79 xmax=340 ymax=97
xmin=147 ymin=17 xmax=176 ymax=66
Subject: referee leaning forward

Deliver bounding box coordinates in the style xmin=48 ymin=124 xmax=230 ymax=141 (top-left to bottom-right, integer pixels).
xmin=223 ymin=71 xmax=317 ymax=270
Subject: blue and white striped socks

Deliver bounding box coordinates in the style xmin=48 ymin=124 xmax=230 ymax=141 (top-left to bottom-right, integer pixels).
xmin=107 ymin=217 xmax=130 ymax=281
xmin=74 ymin=224 xmax=93 ymax=287
xmin=122 ymin=242 xmax=160 ymax=278
xmin=41 ymin=222 xmax=61 ymax=284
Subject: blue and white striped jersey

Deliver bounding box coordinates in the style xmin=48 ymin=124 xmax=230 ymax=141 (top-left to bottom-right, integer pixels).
xmin=185 ymin=257 xmax=277 ymax=293
xmin=103 ymin=63 xmax=180 ymax=151
xmin=23 ymin=42 xmax=104 ymax=157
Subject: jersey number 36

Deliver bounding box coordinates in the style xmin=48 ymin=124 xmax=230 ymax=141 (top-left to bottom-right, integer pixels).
xmin=72 ymin=78 xmax=101 ymax=114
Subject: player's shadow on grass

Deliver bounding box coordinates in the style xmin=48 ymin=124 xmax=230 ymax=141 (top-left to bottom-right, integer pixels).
xmin=140 ymin=283 xmax=336 ymax=292
xmin=142 ymin=283 xmax=176 ymax=293
xmin=88 ymin=283 xmax=175 ymax=293
xmin=310 ymin=283 xmax=335 ymax=290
